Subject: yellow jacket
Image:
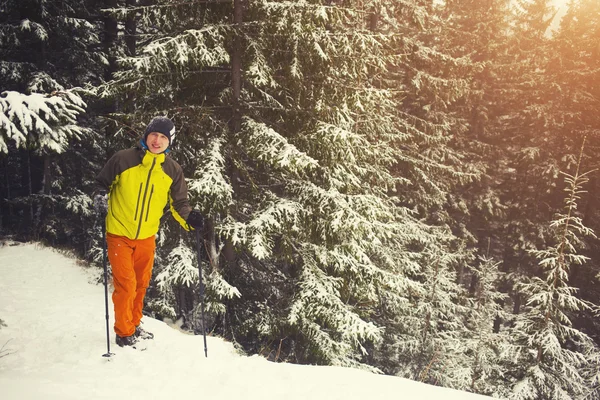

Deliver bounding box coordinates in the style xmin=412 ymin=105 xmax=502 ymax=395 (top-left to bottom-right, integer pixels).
xmin=96 ymin=147 xmax=191 ymax=240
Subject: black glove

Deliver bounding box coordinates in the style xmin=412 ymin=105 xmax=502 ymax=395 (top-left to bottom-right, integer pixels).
xmin=186 ymin=209 xmax=204 ymax=230
xmin=94 ymin=192 xmax=108 ymax=215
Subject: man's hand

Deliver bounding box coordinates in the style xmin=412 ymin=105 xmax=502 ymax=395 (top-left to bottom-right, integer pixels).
xmin=94 ymin=193 xmax=108 ymax=215
xmin=186 ymin=209 xmax=204 ymax=230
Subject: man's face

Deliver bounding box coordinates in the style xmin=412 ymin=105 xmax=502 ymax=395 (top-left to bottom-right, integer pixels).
xmin=146 ymin=132 xmax=169 ymax=154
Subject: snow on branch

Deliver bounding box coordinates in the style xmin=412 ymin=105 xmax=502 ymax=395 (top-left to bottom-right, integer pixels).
xmin=118 ymin=25 xmax=229 ymax=75
xmin=288 ymin=248 xmax=383 ymax=366
xmin=188 ymin=137 xmax=233 ymax=214
xmin=313 ymin=121 xmax=370 ymax=149
xmin=0 ymin=90 xmax=87 ymax=154
xmin=289 ymin=180 xmax=397 ymax=241
xmin=219 ymin=195 xmax=302 ymax=260
xmin=241 ymin=118 xmax=318 ymax=175
xmin=245 ymin=38 xmax=277 ymax=89
xmin=158 ymin=241 xmax=199 ymax=289
xmin=64 ymin=190 xmax=95 ymax=217
xmin=206 ymin=269 xmax=241 ymax=309
xmin=156 ymin=240 xmax=240 ymax=315
xmin=19 ymin=19 xmax=48 ymax=41
xmin=510 ymin=138 xmax=599 ymax=399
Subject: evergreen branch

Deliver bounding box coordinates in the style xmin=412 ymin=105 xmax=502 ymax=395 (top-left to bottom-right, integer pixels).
xmin=102 ymin=0 xmax=234 ymax=15
xmin=555 ymin=136 xmax=597 ymax=281
xmin=0 ymin=338 xmax=14 ymax=359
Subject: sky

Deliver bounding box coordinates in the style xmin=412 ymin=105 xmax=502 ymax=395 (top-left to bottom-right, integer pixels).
xmin=0 ymin=242 xmax=493 ymax=400
xmin=551 ymin=0 xmax=570 ymax=25
xmin=551 ymin=0 xmax=569 ymax=9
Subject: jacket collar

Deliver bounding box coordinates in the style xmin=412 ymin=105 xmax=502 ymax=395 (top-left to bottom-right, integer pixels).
xmin=141 ymin=149 xmax=165 ymax=167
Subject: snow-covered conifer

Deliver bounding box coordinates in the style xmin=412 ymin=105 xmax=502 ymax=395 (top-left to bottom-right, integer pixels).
xmin=506 ymin=139 xmax=598 ymax=400
xmin=0 ymin=90 xmax=87 ymax=154
xmin=464 ymin=256 xmax=511 ymax=396
xmin=0 ymin=0 xmax=105 ymax=245
xmin=97 ymin=0 xmax=478 ymax=369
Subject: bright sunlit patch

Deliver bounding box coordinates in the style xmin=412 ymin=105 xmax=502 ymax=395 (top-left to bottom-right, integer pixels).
xmin=552 ymin=0 xmax=569 ymax=9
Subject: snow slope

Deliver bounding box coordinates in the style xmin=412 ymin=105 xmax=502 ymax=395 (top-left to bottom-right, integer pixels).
xmin=0 ymin=242 xmax=490 ymax=400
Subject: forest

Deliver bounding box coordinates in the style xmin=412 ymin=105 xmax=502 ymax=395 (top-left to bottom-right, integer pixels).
xmin=1 ymin=0 xmax=599 ymax=398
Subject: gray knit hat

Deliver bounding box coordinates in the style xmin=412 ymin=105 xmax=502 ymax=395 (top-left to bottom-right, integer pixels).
xmin=144 ymin=116 xmax=176 ymax=145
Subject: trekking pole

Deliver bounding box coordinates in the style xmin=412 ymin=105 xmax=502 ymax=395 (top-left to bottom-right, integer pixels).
xmin=101 ymin=216 xmax=114 ymax=358
xmin=195 ymin=229 xmax=208 ymax=357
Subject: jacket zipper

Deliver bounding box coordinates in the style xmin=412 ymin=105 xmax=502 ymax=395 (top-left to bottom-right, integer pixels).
xmin=134 ymin=182 xmax=143 ymax=221
xmin=145 ymin=185 xmax=154 ymax=222
xmin=135 ymin=158 xmax=157 ymax=239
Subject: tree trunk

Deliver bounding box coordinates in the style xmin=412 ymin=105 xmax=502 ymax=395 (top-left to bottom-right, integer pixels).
xmin=0 ymin=156 xmax=11 ymax=233
xmin=33 ymin=154 xmax=53 ymax=241
xmin=125 ymin=0 xmax=137 ymax=57
xmin=231 ymin=0 xmax=243 ymax=133
xmin=582 ymin=175 xmax=596 ymax=228
xmin=217 ymin=0 xmax=244 ymax=336
xmin=103 ymin=0 xmax=119 ymax=81
xmin=123 ymin=0 xmax=137 ymax=113
xmin=469 ymin=273 xmax=478 ymax=296
xmin=26 ymin=151 xmax=33 ymax=226
xmin=0 ymin=158 xmax=5 ymax=233
xmin=206 ymin=218 xmax=220 ymax=271
xmin=369 ymin=4 xmax=379 ymax=31
xmin=42 ymin=154 xmax=52 ymax=195
xmin=222 ymin=0 xmax=244 ymax=271
xmin=493 ymin=246 xmax=512 ymax=333
xmin=102 ymin=0 xmax=119 ymax=152
xmin=512 ymin=293 xmax=521 ymax=315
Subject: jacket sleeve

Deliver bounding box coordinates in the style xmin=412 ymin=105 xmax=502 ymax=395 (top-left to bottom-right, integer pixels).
xmin=169 ymin=166 xmax=193 ymax=231
xmin=95 ymin=152 xmax=121 ymax=195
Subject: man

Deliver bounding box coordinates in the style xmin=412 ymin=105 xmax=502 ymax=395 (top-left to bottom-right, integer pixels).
xmin=95 ymin=116 xmax=203 ymax=347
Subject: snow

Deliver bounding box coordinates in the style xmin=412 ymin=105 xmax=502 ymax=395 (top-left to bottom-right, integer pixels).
xmin=0 ymin=242 xmax=491 ymax=400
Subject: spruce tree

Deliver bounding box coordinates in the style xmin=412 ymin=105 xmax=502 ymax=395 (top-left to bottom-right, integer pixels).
xmin=506 ymin=139 xmax=598 ymax=400
xmin=464 ymin=255 xmax=511 ymax=396
xmin=436 ymin=0 xmax=512 ymax=283
xmin=362 ymin=1 xmax=490 ymax=384
xmin=98 ymin=0 xmax=477 ymax=369
xmin=0 ymin=0 xmax=104 ymax=247
xmin=540 ymin=0 xmax=600 ymax=349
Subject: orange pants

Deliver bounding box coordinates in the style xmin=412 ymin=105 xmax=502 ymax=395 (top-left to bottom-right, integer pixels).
xmin=106 ymin=233 xmax=156 ymax=337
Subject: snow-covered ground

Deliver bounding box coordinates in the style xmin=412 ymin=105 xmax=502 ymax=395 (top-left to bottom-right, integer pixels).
xmin=0 ymin=242 xmax=490 ymax=399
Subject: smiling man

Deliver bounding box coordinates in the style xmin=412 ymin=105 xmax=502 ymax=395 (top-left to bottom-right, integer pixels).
xmin=94 ymin=116 xmax=204 ymax=347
